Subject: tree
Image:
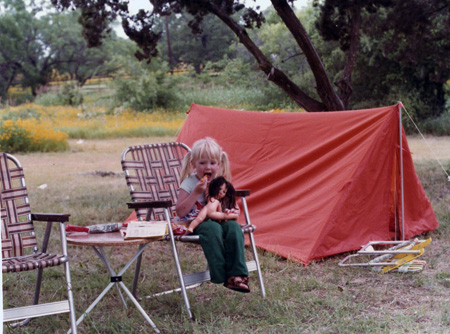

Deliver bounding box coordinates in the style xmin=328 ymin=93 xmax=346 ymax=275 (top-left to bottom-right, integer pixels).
xmin=0 ymin=0 xmax=51 ymax=96
xmin=315 ymin=0 xmax=449 ymax=118
xmin=0 ymin=13 xmax=22 ymax=97
xmin=365 ymin=0 xmax=449 ymax=119
xmin=0 ymin=0 xmax=120 ymax=98
xmin=53 ymin=11 xmax=123 ymax=86
xmin=51 ymin=0 xmax=345 ymax=111
xmin=315 ymin=0 xmax=393 ymax=108
xmin=50 ymin=0 xmax=449 ymax=114
xmin=156 ymin=14 xmax=238 ymax=73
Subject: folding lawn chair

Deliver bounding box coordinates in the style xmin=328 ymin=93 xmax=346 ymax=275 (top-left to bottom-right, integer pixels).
xmin=121 ymin=142 xmax=265 ymax=319
xmin=1 ymin=153 xmax=77 ymax=333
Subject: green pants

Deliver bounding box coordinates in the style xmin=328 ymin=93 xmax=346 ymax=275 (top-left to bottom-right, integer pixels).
xmin=194 ymin=219 xmax=248 ymax=284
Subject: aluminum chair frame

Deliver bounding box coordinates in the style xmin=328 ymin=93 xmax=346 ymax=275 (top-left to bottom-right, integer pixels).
xmin=338 ymin=238 xmax=431 ymax=273
xmin=121 ymin=142 xmax=265 ymax=319
xmin=1 ymin=153 xmax=77 ymax=333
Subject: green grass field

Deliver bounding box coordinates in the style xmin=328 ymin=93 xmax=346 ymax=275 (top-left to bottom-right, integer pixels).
xmin=2 ymin=135 xmax=449 ymax=334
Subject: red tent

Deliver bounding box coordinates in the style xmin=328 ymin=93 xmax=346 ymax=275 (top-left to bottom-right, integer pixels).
xmin=176 ymin=103 xmax=438 ymax=265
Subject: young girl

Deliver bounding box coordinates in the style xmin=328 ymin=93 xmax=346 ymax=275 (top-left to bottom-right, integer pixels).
xmin=176 ymin=137 xmax=250 ymax=293
xmin=187 ymin=176 xmax=239 ymax=233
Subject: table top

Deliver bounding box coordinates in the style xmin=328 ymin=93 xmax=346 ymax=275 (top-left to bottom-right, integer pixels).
xmin=66 ymin=230 xmax=153 ymax=247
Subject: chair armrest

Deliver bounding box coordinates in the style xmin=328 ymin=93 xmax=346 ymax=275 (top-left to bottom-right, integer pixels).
xmin=127 ymin=200 xmax=172 ymax=209
xmin=31 ymin=213 xmax=70 ymax=253
xmin=31 ymin=213 xmax=70 ymax=223
xmin=236 ymin=190 xmax=250 ymax=197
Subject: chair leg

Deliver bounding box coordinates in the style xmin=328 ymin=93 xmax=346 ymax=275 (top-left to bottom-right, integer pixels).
xmin=10 ymin=231 xmax=51 ymax=328
xmin=64 ymin=260 xmax=78 ymax=334
xmin=132 ymin=253 xmax=143 ymax=297
xmin=169 ymin=238 xmax=193 ymax=319
xmin=248 ymin=231 xmax=266 ymax=298
xmin=10 ymin=318 xmax=32 ymax=328
xmin=60 ymin=223 xmax=78 ymax=334
xmin=10 ymin=222 xmax=52 ymax=327
xmin=240 ymin=196 xmax=266 ymax=298
xmin=33 ymin=268 xmax=44 ymax=304
xmin=10 ymin=267 xmax=45 ymax=326
xmin=164 ymin=209 xmax=193 ymax=319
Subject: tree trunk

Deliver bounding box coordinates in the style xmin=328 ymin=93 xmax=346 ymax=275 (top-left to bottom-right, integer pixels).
xmin=208 ymin=2 xmax=326 ymax=111
xmin=271 ymin=0 xmax=345 ymax=111
xmin=165 ymin=16 xmax=174 ymax=67
xmin=335 ymin=4 xmax=361 ymax=109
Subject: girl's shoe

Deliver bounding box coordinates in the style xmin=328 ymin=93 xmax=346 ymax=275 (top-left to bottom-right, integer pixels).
xmin=224 ymin=276 xmax=250 ymax=293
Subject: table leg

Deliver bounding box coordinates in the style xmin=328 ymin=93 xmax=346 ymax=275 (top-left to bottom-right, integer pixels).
xmin=69 ymin=281 xmax=116 ymax=333
xmin=119 ymin=281 xmax=160 ymax=333
xmin=68 ymin=243 xmax=159 ymax=333
xmin=95 ymin=246 xmax=128 ymax=309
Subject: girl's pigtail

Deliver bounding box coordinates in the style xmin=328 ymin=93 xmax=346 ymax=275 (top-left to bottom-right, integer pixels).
xmin=220 ymin=151 xmax=232 ymax=181
xmin=180 ymin=152 xmax=192 ymax=183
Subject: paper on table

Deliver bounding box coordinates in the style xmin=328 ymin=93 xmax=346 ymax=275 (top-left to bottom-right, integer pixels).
xmin=122 ymin=220 xmax=168 ymax=240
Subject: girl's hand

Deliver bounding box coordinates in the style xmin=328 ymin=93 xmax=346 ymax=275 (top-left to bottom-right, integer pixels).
xmin=225 ymin=212 xmax=239 ymax=220
xmin=225 ymin=208 xmax=240 ymax=216
xmin=193 ymin=177 xmax=208 ymax=194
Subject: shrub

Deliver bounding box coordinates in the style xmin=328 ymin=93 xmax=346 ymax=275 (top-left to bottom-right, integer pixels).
xmin=35 ymin=84 xmax=84 ymax=106
xmin=419 ymin=110 xmax=450 ymax=136
xmin=113 ymin=70 xmax=178 ymax=112
xmin=59 ymin=84 xmax=84 ymax=106
xmin=0 ymin=120 xmax=32 ymax=152
xmin=5 ymin=87 xmax=34 ymax=105
xmin=0 ymin=119 xmax=68 ymax=153
xmin=0 ymin=107 xmax=41 ymax=121
xmin=34 ymin=91 xmax=64 ymax=106
xmin=183 ymin=58 xmax=299 ymax=111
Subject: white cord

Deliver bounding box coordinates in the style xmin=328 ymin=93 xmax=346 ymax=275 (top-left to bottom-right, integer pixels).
xmin=402 ymin=105 xmax=450 ymax=181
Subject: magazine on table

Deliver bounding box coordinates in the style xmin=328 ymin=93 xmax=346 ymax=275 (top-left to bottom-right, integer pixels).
xmin=121 ymin=220 xmax=168 ymax=240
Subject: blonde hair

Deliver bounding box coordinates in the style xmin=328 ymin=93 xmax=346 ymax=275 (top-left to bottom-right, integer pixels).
xmin=180 ymin=137 xmax=232 ymax=182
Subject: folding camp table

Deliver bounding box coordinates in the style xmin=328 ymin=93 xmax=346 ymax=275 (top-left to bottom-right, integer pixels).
xmin=66 ymin=231 xmax=160 ymax=333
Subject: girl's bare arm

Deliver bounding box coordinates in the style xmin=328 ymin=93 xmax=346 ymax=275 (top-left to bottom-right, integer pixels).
xmin=176 ymin=179 xmax=208 ymax=218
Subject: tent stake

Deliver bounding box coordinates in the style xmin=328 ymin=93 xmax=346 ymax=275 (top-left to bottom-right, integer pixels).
xmin=399 ymin=102 xmax=405 ymax=241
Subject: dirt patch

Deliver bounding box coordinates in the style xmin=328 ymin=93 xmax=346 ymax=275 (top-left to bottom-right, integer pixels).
xmin=79 ymin=170 xmax=124 ymax=178
xmin=407 ymin=135 xmax=450 ymax=162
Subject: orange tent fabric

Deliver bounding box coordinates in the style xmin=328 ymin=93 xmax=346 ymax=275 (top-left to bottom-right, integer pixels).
xmin=176 ymin=103 xmax=438 ymax=265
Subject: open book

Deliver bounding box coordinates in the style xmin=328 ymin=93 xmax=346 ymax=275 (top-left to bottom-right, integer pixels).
xmin=122 ymin=220 xmax=168 ymax=240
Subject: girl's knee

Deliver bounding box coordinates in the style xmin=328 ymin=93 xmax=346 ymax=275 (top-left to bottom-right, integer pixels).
xmin=196 ymin=219 xmax=223 ymax=237
xmin=223 ymin=221 xmax=244 ymax=238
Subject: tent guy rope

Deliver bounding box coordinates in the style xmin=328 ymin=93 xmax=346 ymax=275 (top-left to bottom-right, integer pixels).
xmin=402 ymin=104 xmax=450 ymax=182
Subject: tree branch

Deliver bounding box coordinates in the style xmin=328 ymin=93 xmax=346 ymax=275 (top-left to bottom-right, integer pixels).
xmin=271 ymin=0 xmax=345 ymax=111
xmin=207 ymin=1 xmax=325 ymax=111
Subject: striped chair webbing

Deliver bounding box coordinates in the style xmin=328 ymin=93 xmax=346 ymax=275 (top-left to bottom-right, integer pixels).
xmin=122 ymin=143 xmax=189 ymax=221
xmin=2 ymin=252 xmax=68 ymax=273
xmin=0 ymin=153 xmax=37 ymax=259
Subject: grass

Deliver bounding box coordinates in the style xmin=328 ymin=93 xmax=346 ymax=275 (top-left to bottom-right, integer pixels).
xmin=0 ymin=104 xmax=186 ymax=141
xmin=3 ymin=136 xmax=450 ymax=334
xmin=173 ymin=83 xmax=299 ymax=112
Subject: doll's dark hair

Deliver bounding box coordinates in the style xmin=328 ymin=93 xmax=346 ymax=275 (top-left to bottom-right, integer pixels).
xmin=208 ymin=176 xmax=236 ymax=211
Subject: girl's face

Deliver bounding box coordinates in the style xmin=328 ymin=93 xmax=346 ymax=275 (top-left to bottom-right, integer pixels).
xmin=217 ymin=183 xmax=228 ymax=199
xmin=193 ymin=156 xmax=219 ymax=181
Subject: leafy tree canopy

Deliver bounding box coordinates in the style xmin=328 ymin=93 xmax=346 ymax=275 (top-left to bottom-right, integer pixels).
xmin=51 ymin=0 xmax=346 ymax=111
xmin=0 ymin=0 xmax=124 ymax=98
xmin=155 ymin=13 xmax=238 ymax=73
xmin=50 ymin=0 xmax=449 ymax=116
